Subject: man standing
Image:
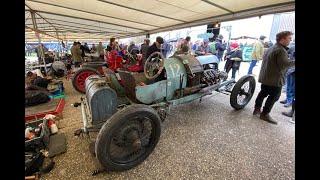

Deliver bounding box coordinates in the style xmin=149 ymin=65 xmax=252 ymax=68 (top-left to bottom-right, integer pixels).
xmin=140 ymin=38 xmax=150 ymax=65
xmin=280 ymin=43 xmax=295 ymax=107
xmin=71 ymin=42 xmax=83 ymax=67
xmin=146 ymin=36 xmax=164 ymax=59
xmin=37 ymin=43 xmax=46 ymax=64
xmin=83 ymin=42 xmax=91 ymax=53
xmin=215 ymin=34 xmax=226 ymax=61
xmin=97 ymin=42 xmax=105 ymax=59
xmin=253 ymin=31 xmax=295 ymax=124
xmin=247 ymin=35 xmax=266 ymax=74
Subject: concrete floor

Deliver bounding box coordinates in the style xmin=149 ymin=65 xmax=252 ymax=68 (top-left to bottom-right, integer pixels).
xmin=42 ymin=62 xmax=295 ymax=180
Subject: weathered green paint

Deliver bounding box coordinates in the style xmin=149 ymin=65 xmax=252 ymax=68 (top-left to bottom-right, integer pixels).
xmin=164 ymin=57 xmax=187 ymax=100
xmin=135 ymin=57 xmax=187 ymax=103
xmin=109 ymin=73 xmax=126 ymax=97
xmin=136 ymin=80 xmax=167 ymax=104
xmin=168 ymin=93 xmax=205 ymax=106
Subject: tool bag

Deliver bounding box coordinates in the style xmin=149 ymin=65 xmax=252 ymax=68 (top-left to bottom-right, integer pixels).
xmin=25 ymin=91 xmax=50 ymax=107
xmin=25 ymin=151 xmax=45 ymax=176
xmin=25 ymin=119 xmax=51 ymax=152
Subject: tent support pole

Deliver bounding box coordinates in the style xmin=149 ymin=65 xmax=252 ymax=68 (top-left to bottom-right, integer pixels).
xmin=31 ymin=11 xmax=48 ymax=74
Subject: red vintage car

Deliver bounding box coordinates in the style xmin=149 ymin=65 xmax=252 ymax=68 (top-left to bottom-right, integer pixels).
xmin=72 ymin=50 xmax=143 ymax=93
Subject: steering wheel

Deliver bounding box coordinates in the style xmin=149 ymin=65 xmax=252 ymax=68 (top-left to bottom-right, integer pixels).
xmin=144 ymin=52 xmax=165 ymax=80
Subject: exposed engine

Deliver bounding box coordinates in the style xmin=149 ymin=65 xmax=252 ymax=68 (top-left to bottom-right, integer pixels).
xmin=201 ymin=68 xmax=228 ymax=86
xmin=174 ymin=54 xmax=228 ymax=96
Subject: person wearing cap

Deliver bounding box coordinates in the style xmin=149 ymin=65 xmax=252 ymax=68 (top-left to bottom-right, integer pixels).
xmin=195 ymin=39 xmax=210 ymax=55
xmin=224 ymin=42 xmax=242 ymax=79
xmin=146 ymin=36 xmax=164 ymax=60
xmin=215 ymin=34 xmax=226 ymax=61
xmin=247 ymin=35 xmax=266 ymax=74
xmin=253 ymin=31 xmax=295 ymax=124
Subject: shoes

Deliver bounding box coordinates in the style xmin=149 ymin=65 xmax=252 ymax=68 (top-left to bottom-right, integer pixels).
xmin=282 ymin=110 xmax=293 ymax=117
xmin=253 ymin=108 xmax=261 ymax=116
xmin=260 ymin=113 xmax=278 ymax=124
xmin=288 ymin=119 xmax=295 ymax=124
xmin=284 ymin=103 xmax=292 ymax=108
xmin=280 ymin=100 xmax=287 ymax=104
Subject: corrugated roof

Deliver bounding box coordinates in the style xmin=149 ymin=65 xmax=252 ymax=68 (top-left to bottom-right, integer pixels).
xmin=25 ymin=0 xmax=295 ymax=42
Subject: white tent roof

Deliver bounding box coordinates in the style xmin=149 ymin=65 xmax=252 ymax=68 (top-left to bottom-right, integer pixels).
xmin=25 ymin=0 xmax=295 ymax=42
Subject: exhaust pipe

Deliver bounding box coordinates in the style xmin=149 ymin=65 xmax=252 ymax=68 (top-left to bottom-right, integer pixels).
xmin=199 ymin=79 xmax=235 ymax=93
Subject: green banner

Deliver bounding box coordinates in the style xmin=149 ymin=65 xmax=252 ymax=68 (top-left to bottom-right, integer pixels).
xmin=242 ymin=46 xmax=253 ymax=62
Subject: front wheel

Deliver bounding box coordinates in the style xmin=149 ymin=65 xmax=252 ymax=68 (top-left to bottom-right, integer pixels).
xmin=230 ymin=75 xmax=256 ymax=110
xmin=95 ymin=104 xmax=161 ymax=171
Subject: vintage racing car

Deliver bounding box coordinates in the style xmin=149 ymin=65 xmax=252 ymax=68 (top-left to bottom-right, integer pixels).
xmin=72 ymin=52 xmax=256 ymax=171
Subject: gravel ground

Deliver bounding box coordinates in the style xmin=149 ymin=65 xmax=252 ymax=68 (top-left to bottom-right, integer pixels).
xmin=42 ymin=62 xmax=295 ymax=180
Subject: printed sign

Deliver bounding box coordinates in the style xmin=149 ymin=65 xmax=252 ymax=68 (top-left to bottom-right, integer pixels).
xmin=242 ymin=46 xmax=253 ymax=62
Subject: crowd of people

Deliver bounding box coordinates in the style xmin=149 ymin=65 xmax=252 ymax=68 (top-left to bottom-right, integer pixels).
xmin=53 ymin=31 xmax=296 ymax=124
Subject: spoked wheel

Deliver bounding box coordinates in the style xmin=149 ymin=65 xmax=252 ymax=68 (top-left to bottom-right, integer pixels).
xmin=95 ymin=104 xmax=161 ymax=171
xmin=72 ymin=67 xmax=100 ymax=93
xmin=230 ymin=75 xmax=256 ymax=110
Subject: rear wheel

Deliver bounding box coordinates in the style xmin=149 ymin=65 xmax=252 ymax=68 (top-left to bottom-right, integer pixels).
xmin=95 ymin=104 xmax=161 ymax=171
xmin=72 ymin=67 xmax=100 ymax=93
xmin=230 ymin=75 xmax=256 ymax=110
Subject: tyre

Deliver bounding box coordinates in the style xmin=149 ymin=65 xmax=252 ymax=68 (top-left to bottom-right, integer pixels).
xmin=230 ymin=75 xmax=256 ymax=110
xmin=72 ymin=67 xmax=100 ymax=93
xmin=95 ymin=104 xmax=161 ymax=171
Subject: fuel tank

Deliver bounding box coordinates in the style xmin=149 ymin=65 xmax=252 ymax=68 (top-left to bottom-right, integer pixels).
xmin=85 ymin=75 xmax=118 ymax=125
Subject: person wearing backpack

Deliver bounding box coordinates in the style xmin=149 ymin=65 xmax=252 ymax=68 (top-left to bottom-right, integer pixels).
xmin=247 ymin=35 xmax=266 ymax=74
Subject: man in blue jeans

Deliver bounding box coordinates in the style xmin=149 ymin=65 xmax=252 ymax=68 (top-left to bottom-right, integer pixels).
xmin=248 ymin=35 xmax=266 ymax=74
xmin=280 ymin=43 xmax=295 ymax=107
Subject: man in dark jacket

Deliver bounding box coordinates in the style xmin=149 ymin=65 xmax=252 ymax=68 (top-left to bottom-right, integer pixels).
xmin=253 ymin=31 xmax=295 ymax=124
xmin=140 ymin=39 xmax=150 ymax=65
xmin=215 ymin=34 xmax=226 ymax=61
xmin=78 ymin=42 xmax=85 ymax=58
xmin=146 ymin=36 xmax=164 ymax=60
xmin=83 ymin=42 xmax=90 ymax=53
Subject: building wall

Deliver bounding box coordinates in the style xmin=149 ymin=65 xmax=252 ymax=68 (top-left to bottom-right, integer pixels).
xmin=269 ymin=12 xmax=295 ymax=43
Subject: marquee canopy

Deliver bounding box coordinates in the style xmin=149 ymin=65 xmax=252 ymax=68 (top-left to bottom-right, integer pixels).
xmin=25 ymin=0 xmax=295 ymax=42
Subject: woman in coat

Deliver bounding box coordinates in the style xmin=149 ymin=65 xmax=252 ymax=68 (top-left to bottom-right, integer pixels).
xmin=224 ymin=42 xmax=242 ymax=79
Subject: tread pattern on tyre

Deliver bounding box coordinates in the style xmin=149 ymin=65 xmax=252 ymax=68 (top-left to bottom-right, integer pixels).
xmin=230 ymin=75 xmax=256 ymax=110
xmin=71 ymin=67 xmax=101 ymax=93
xmin=95 ymin=104 xmax=161 ymax=171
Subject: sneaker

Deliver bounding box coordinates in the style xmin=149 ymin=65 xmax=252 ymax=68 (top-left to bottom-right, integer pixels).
xmin=280 ymin=100 xmax=287 ymax=104
xmin=284 ymin=103 xmax=292 ymax=108
xmin=282 ymin=111 xmax=293 ymax=117
xmin=260 ymin=113 xmax=278 ymax=125
xmin=253 ymin=108 xmax=261 ymax=116
xmin=288 ymin=119 xmax=295 ymax=124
